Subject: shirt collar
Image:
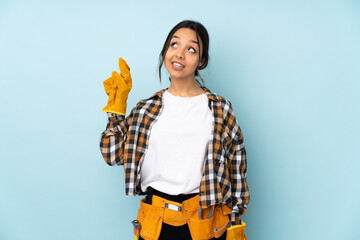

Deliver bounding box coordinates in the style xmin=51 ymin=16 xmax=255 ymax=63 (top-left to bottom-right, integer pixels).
xmin=146 ymin=86 xmax=219 ymax=102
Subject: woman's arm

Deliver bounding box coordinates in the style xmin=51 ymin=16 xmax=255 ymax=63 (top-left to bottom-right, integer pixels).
xmin=100 ymin=112 xmax=127 ymax=166
xmin=229 ymin=139 xmax=249 ymax=226
xmin=224 ymin=101 xmax=250 ymax=226
xmin=99 ymin=57 xmax=133 ymax=166
xmin=99 ymin=109 xmax=134 ymax=166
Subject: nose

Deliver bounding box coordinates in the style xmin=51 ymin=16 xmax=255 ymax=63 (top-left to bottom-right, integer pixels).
xmin=176 ymin=48 xmax=185 ymax=59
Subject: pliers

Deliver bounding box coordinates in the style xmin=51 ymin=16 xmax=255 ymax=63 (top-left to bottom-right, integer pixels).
xmin=198 ymin=204 xmax=215 ymax=220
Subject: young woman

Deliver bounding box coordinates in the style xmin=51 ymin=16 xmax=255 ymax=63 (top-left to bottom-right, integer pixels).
xmin=100 ymin=20 xmax=249 ymax=240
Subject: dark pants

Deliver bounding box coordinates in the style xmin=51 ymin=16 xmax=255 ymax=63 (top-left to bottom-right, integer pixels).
xmin=138 ymin=187 xmax=227 ymax=240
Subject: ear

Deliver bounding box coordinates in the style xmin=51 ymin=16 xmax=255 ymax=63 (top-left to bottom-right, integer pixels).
xmin=199 ymin=58 xmax=205 ymax=67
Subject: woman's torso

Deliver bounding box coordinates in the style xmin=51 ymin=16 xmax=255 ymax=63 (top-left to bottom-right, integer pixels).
xmin=140 ymin=90 xmax=213 ymax=195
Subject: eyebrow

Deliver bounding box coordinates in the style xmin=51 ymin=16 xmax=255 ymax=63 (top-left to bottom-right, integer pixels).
xmin=171 ymin=35 xmax=199 ymax=45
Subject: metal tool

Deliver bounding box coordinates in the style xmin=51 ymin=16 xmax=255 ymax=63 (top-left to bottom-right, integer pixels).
xmin=132 ymin=219 xmax=141 ymax=240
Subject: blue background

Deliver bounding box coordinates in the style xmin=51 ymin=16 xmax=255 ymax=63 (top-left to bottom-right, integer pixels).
xmin=1 ymin=0 xmax=359 ymax=239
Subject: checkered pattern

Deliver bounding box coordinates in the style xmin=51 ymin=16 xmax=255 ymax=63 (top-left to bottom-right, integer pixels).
xmin=99 ymin=86 xmax=249 ymax=226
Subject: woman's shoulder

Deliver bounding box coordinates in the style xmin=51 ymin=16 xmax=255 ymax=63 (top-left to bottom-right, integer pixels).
xmin=204 ymin=87 xmax=233 ymax=109
xmin=134 ymin=86 xmax=233 ymax=111
xmin=196 ymin=86 xmax=234 ymax=108
xmin=127 ymin=88 xmax=167 ymax=113
xmin=203 ymin=88 xmax=238 ymax=121
xmin=141 ymin=88 xmax=168 ymax=102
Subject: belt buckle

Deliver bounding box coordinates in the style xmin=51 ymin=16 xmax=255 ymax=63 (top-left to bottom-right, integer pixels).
xmin=165 ymin=203 xmax=182 ymax=212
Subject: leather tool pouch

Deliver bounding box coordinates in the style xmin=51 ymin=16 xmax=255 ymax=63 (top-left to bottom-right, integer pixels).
xmin=136 ymin=198 xmax=163 ymax=240
xmin=186 ymin=204 xmax=232 ymax=240
xmin=136 ymin=198 xmax=232 ymax=240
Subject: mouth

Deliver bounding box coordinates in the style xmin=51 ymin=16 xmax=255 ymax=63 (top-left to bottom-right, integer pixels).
xmin=172 ymin=61 xmax=185 ymax=68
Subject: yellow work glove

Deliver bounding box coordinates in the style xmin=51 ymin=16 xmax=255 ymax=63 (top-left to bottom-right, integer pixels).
xmin=102 ymin=57 xmax=132 ymax=115
xmin=226 ymin=221 xmax=247 ymax=240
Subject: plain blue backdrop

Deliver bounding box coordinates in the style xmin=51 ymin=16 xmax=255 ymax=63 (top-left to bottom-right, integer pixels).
xmin=1 ymin=0 xmax=359 ymax=239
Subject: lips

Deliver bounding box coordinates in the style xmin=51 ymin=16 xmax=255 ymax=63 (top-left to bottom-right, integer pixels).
xmin=172 ymin=61 xmax=185 ymax=68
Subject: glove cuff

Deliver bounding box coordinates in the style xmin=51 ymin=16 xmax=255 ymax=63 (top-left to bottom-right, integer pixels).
xmin=226 ymin=221 xmax=247 ymax=240
xmin=102 ymin=102 xmax=127 ymax=116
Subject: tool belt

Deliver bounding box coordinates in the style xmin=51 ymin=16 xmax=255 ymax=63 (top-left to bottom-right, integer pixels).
xmin=135 ymin=191 xmax=232 ymax=240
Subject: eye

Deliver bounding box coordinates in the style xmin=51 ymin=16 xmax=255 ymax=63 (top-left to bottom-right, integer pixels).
xmin=189 ymin=47 xmax=196 ymax=53
xmin=170 ymin=42 xmax=177 ymax=47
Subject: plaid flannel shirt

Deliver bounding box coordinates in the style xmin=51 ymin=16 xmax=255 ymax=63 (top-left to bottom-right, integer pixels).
xmin=99 ymin=86 xmax=249 ymax=225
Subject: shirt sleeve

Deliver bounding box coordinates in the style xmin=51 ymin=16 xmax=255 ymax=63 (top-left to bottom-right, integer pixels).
xmin=99 ymin=109 xmax=133 ymax=166
xmin=225 ymin=101 xmax=250 ymax=226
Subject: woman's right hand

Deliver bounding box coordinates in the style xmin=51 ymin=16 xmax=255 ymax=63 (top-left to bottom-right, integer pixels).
xmin=102 ymin=57 xmax=132 ymax=115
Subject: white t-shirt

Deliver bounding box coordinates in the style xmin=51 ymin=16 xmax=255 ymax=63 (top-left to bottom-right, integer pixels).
xmin=140 ymin=90 xmax=213 ymax=195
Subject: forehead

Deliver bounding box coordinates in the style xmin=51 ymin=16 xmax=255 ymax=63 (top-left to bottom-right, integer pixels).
xmin=172 ymin=28 xmax=197 ymax=38
xmin=171 ymin=28 xmax=202 ymax=46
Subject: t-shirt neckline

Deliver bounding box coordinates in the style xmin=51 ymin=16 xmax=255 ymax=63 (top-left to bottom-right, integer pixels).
xmin=164 ymin=89 xmax=206 ymax=99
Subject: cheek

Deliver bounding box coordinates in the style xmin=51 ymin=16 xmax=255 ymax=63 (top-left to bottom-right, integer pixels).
xmin=189 ymin=57 xmax=200 ymax=67
xmin=164 ymin=56 xmax=171 ymax=68
xmin=164 ymin=52 xmax=172 ymax=63
xmin=164 ymin=54 xmax=172 ymax=70
xmin=165 ymin=53 xmax=171 ymax=61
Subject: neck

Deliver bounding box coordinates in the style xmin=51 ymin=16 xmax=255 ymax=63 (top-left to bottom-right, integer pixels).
xmin=167 ymin=76 xmax=205 ymax=97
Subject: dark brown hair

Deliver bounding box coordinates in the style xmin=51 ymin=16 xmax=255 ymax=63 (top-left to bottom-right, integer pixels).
xmin=158 ymin=20 xmax=210 ymax=86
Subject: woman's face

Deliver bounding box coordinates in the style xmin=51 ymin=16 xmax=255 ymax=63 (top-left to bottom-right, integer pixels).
xmin=164 ymin=28 xmax=204 ymax=81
